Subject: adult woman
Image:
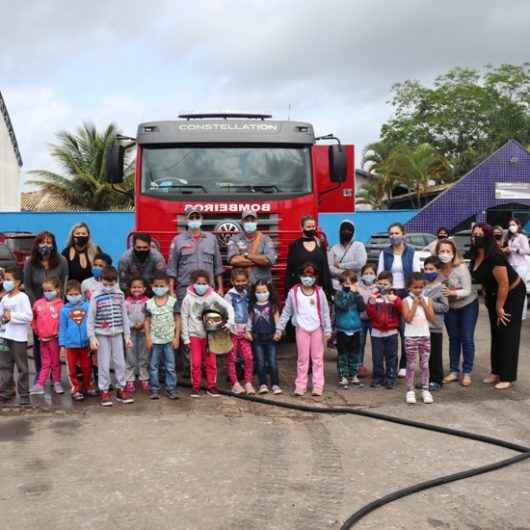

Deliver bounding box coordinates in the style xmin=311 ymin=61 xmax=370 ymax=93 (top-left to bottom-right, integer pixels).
xmin=377 ymin=222 xmax=421 ymax=375
xmin=437 ymin=239 xmax=479 ymax=386
xmin=285 ymin=215 xmax=332 ymax=298
xmin=23 ymin=231 xmax=69 ymax=375
xmin=503 ymin=218 xmax=529 ymax=285
xmin=492 ymin=225 xmax=504 ymax=248
xmin=470 ymin=224 xmax=525 ymax=389
xmin=62 ymin=222 xmax=103 ymax=283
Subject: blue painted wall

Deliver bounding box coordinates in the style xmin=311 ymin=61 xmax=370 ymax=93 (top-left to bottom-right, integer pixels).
xmin=0 ymin=211 xmax=134 ymax=265
xmin=319 ymin=210 xmax=418 ymax=245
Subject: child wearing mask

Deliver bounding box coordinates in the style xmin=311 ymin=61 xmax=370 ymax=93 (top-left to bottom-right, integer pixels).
xmin=181 ymin=269 xmax=234 ymax=397
xmin=366 ymin=272 xmax=402 ymax=388
xmin=87 ymin=266 xmax=134 ymax=407
xmin=225 ymin=268 xmax=255 ymax=395
xmin=276 ymin=262 xmax=332 ymax=397
xmin=30 ymin=277 xmax=64 ymax=395
xmin=81 ymin=253 xmax=112 ymax=301
xmin=357 ymin=263 xmax=378 ymax=377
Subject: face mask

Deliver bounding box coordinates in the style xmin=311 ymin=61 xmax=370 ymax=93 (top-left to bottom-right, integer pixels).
xmin=300 ymin=276 xmax=315 ymax=287
xmin=303 ymin=229 xmax=316 ymax=239
xmin=389 ymin=235 xmax=403 ymax=246
xmin=92 ymin=266 xmax=103 ymax=279
xmin=471 ymin=235 xmax=485 ymax=248
xmin=102 ymin=285 xmax=114 ymax=293
xmin=376 ymin=283 xmax=390 ymax=295
xmin=74 ymin=236 xmax=89 ymax=247
xmin=3 ymin=280 xmax=15 ymax=292
xmin=38 ymin=244 xmax=52 ymax=257
xmin=361 ymin=274 xmax=376 ymax=285
xmin=194 ymin=283 xmax=208 ymax=296
xmin=340 ymin=231 xmax=353 ymax=244
xmin=67 ymin=294 xmax=82 ymax=304
xmin=494 ymin=234 xmax=503 ymax=241
xmin=256 ymin=292 xmax=270 ymax=302
xmin=438 ymin=253 xmax=453 ymax=263
xmin=243 ymin=222 xmax=257 ymax=233
xmin=152 ymin=287 xmax=168 ymax=297
xmin=509 ymin=225 xmax=518 ymax=234
xmin=438 ymin=234 xmax=448 ymax=240
xmin=423 ymin=272 xmax=438 ymax=282
xmin=234 ymin=283 xmax=247 ymax=293
xmin=44 ymin=290 xmax=57 ymax=301
xmin=188 ymin=219 xmax=202 ymax=231
xmin=134 ymin=249 xmax=149 ymax=262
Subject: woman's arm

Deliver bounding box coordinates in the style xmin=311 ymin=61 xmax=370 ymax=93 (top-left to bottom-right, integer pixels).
xmin=492 ymin=265 xmax=510 ymax=325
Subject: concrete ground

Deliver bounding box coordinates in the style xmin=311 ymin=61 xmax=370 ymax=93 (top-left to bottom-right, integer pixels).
xmin=1 ymin=304 xmax=529 ymax=530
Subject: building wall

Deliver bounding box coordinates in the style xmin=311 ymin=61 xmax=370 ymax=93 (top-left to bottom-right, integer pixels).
xmin=0 ymin=116 xmax=21 ymax=211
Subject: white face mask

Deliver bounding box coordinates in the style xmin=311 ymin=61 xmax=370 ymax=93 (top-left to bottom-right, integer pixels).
xmin=509 ymin=224 xmax=518 ymax=234
xmin=438 ymin=252 xmax=453 ymax=264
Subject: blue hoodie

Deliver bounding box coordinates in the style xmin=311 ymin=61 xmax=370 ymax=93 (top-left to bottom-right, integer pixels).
xmin=59 ymin=301 xmax=90 ymax=348
xmin=334 ymin=289 xmax=365 ymax=333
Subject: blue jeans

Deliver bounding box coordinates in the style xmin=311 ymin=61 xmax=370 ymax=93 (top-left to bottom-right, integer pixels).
xmin=253 ymin=341 xmax=279 ymax=387
xmin=359 ymin=319 xmax=372 ymax=365
xmin=371 ymin=334 xmax=398 ymax=385
xmin=149 ymin=343 xmax=177 ymax=391
xmin=444 ymin=300 xmax=479 ymax=374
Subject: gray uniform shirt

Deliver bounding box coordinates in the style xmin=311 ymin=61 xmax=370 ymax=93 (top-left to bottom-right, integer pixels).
xmin=226 ymin=231 xmax=277 ymax=284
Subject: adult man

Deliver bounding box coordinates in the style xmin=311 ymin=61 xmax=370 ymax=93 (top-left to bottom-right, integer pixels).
xmin=328 ymin=220 xmax=367 ymax=291
xmin=167 ymin=206 xmax=224 ymax=308
xmin=118 ymin=233 xmax=166 ymax=292
xmin=227 ymin=209 xmax=277 ymax=284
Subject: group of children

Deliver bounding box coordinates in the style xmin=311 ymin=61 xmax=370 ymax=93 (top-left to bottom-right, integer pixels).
xmin=0 ymin=252 xmax=449 ymax=407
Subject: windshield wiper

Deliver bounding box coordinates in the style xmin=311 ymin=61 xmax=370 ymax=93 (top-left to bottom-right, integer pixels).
xmin=218 ymin=184 xmax=280 ymax=193
xmin=153 ymin=184 xmax=207 ymax=193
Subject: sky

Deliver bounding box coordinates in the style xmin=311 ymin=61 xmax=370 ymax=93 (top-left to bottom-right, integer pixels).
xmin=2 ymin=0 xmax=529 ymax=187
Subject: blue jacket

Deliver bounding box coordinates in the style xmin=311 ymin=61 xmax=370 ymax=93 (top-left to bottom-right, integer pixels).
xmin=225 ymin=288 xmax=250 ymax=325
xmin=382 ymin=245 xmax=415 ymax=283
xmin=59 ymin=301 xmax=89 ymax=348
xmin=334 ymin=290 xmax=365 ymax=333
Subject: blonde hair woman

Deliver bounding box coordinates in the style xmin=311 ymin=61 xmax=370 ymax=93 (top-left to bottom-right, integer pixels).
xmin=61 ymin=222 xmax=103 ymax=283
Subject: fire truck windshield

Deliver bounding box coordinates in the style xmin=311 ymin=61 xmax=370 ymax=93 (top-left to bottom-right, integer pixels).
xmin=141 ymin=145 xmax=312 ymax=197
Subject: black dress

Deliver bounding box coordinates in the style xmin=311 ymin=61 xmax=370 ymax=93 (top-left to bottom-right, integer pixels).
xmin=62 ymin=247 xmax=102 ymax=284
xmin=471 ymin=250 xmax=525 ymax=381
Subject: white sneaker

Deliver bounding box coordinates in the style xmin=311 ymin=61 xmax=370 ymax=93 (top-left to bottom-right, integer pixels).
xmin=398 ymin=368 xmax=407 ymax=378
xmin=406 ymin=390 xmax=416 ymax=404
xmin=272 ymin=385 xmax=283 ymax=395
xmin=30 ymin=384 xmax=45 ymax=395
xmin=231 ymin=382 xmax=244 ymax=395
xmin=339 ymin=377 xmax=349 ymax=388
xmin=53 ymin=382 xmax=64 ymax=394
xmin=351 ymin=375 xmax=360 ymax=385
xmin=258 ymin=384 xmax=269 ymax=395
xmin=244 ymin=382 xmax=256 ymax=395
xmin=422 ymin=390 xmax=434 ymax=404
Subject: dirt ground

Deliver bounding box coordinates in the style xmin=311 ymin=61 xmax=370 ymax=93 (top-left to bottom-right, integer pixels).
xmin=1 ymin=304 xmax=529 ymax=530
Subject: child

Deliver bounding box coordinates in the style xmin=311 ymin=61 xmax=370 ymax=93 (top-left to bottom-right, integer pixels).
xmin=180 ymin=269 xmax=234 ymax=397
xmin=366 ymin=271 xmax=402 ymax=389
xmin=402 ymin=273 xmax=435 ymax=404
xmin=225 ymin=268 xmax=255 ymax=395
xmin=59 ymin=280 xmax=95 ymax=401
xmin=276 ymin=262 xmax=331 ymax=397
xmin=144 ymin=273 xmax=179 ymax=400
xmin=87 ymin=266 xmax=134 ymax=407
xmin=0 ymin=268 xmax=33 ymax=405
xmin=248 ymin=280 xmax=282 ymax=395
xmin=125 ymin=277 xmax=150 ymax=394
xmin=30 ymin=277 xmax=64 ymax=395
xmin=81 ymin=253 xmax=112 ymax=301
xmin=357 ymin=263 xmax=377 ymax=377
xmin=334 ymin=271 xmax=366 ymax=389
xmin=422 ymin=257 xmax=449 ymax=392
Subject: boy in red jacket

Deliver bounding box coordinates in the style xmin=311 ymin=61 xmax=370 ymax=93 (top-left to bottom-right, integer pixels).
xmin=366 ymin=271 xmax=402 ymax=389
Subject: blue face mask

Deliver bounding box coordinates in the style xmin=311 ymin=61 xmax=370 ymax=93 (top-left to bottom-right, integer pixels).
xmin=3 ymin=280 xmax=15 ymax=292
xmin=194 ymin=283 xmax=208 ymax=296
xmin=300 ymin=276 xmax=315 ymax=287
xmin=188 ymin=219 xmax=202 ymax=231
xmin=243 ymin=222 xmax=257 ymax=233
xmin=389 ymin=235 xmax=403 ymax=246
xmin=423 ymin=272 xmax=438 ymax=282
xmin=92 ymin=266 xmax=103 ymax=279
xmin=67 ymin=294 xmax=82 ymax=304
xmin=152 ymin=286 xmax=168 ymax=297
xmin=361 ymin=274 xmax=376 ymax=285
xmin=102 ymin=285 xmax=114 ymax=293
xmin=44 ymin=290 xmax=57 ymax=301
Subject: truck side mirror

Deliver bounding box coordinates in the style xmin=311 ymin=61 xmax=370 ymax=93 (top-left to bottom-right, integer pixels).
xmin=329 ymin=144 xmax=347 ymax=183
xmin=105 ymin=143 xmax=125 ymax=184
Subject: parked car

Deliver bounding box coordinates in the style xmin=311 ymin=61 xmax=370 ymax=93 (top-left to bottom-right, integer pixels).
xmin=0 ymin=243 xmax=18 ymax=272
xmin=0 ymin=232 xmax=35 ymax=268
xmin=366 ymin=232 xmax=437 ymax=264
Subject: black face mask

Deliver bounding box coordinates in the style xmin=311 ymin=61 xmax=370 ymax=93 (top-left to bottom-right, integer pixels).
xmin=340 ymin=231 xmax=353 ymax=244
xmin=303 ymin=229 xmax=316 ymax=239
xmin=494 ymin=234 xmax=503 ymax=241
xmin=438 ymin=234 xmax=448 ymax=240
xmin=471 ymin=236 xmax=486 ymax=248
xmin=134 ymin=249 xmax=150 ymax=261
xmin=74 ymin=236 xmax=89 ymax=247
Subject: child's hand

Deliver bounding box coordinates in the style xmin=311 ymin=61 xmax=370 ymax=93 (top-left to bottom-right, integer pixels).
xmin=324 ymin=334 xmax=331 ymax=344
xmin=171 ymin=336 xmax=180 ymax=350
xmin=273 ymin=331 xmax=282 ymax=342
xmin=90 ymin=337 xmax=99 ymax=351
xmin=91 ymin=352 xmax=98 ymax=366
xmin=3 ymin=309 xmax=11 ymax=322
xmin=135 ymin=322 xmax=144 ymax=331
xmin=60 ymin=347 xmax=66 ymax=361
xmin=125 ymin=338 xmax=133 ymax=349
xmin=145 ymin=336 xmax=153 ymax=351
xmin=245 ymin=331 xmax=253 ymax=342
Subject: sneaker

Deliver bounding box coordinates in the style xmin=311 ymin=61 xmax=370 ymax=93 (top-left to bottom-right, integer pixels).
xmin=429 ymin=382 xmax=442 ymax=392
xmin=206 ymin=387 xmax=221 ymax=397
xmin=294 ymin=388 xmax=305 ymax=397
xmin=422 ymin=390 xmax=434 ymax=404
xmin=53 ymin=382 xmax=64 ymax=395
xmin=125 ymin=381 xmax=136 ymax=393
xmin=397 ymin=368 xmax=407 ymax=378
xmin=483 ymin=374 xmax=499 ymax=384
xmin=149 ymin=391 xmax=160 ymax=400
xmin=312 ymin=387 xmax=323 ymax=397
xmin=339 ymin=377 xmax=349 ymax=389
xmin=72 ymin=391 xmax=84 ymax=401
xmin=244 ymin=383 xmax=256 ymax=395
xmin=272 ymin=385 xmax=283 ymax=395
xmin=166 ymin=389 xmax=179 ymax=400
xmin=116 ymin=388 xmax=134 ymax=404
xmin=406 ymin=390 xmax=417 ymax=404
xmin=443 ymin=372 xmax=459 ymax=384
xmin=85 ymin=387 xmax=99 ymax=397
xmin=350 ymin=375 xmax=360 ymax=386
xmin=190 ymin=389 xmax=202 ymax=398
xmin=140 ymin=380 xmax=150 ymax=393
xmin=30 ymin=384 xmax=45 ymax=395
xmin=357 ymin=364 xmax=369 ymax=378
xmin=461 ymin=374 xmax=472 ymax=387
xmin=231 ymin=382 xmax=244 ymax=395
xmin=100 ymin=390 xmax=113 ymax=407
xmin=258 ymin=384 xmax=269 ymax=395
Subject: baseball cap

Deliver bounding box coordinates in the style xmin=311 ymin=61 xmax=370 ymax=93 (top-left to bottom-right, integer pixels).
xmin=185 ymin=205 xmax=202 ymax=218
xmin=241 ymin=209 xmax=258 ymax=220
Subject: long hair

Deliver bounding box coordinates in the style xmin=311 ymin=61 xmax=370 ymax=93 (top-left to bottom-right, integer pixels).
xmin=470 ymin=223 xmax=499 ymax=262
xmin=65 ymin=222 xmax=99 ymax=262
xmin=508 ymin=218 xmax=522 ymax=240
xmin=30 ymin=231 xmax=61 ymax=268
xmin=434 ymin=239 xmax=463 ymax=266
xmin=249 ymin=280 xmax=279 ymax=314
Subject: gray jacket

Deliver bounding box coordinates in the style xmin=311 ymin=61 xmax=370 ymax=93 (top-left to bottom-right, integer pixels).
xmin=118 ymin=248 xmax=166 ymax=291
xmin=423 ymin=282 xmax=449 ymax=333
xmin=440 ymin=264 xmax=477 ymax=310
xmin=23 ymin=255 xmax=69 ymax=304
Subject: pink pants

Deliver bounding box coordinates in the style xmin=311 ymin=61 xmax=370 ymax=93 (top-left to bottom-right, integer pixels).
xmin=36 ymin=338 xmax=61 ymax=386
xmin=189 ymin=336 xmax=217 ymax=392
xmin=295 ymin=327 xmax=325 ymax=393
xmin=226 ymin=335 xmax=253 ymax=385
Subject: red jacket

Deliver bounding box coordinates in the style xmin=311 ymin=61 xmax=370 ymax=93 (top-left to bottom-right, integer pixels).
xmin=32 ymin=297 xmax=64 ymax=340
xmin=366 ymin=295 xmax=402 ymax=332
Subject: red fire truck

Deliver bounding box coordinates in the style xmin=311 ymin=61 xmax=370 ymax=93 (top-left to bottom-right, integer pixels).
xmin=106 ymin=113 xmax=354 ymax=290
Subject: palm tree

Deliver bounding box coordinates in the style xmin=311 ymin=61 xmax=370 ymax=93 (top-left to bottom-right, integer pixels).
xmin=362 ymin=140 xmax=399 ymax=201
xmin=356 ymin=180 xmax=387 ymax=210
xmin=28 ymin=123 xmax=134 ymax=210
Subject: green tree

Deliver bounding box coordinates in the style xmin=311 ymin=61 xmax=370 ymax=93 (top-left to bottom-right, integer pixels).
xmin=355 ymin=180 xmax=387 ymax=210
xmin=362 ymin=140 xmax=399 ymax=201
xmin=28 ymin=123 xmax=134 ymax=210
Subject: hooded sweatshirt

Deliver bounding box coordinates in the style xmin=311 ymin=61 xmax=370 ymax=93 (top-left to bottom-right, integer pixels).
xmin=32 ymin=297 xmax=63 ymax=340
xmin=328 ymin=220 xmax=367 ymax=290
xmin=87 ymin=285 xmax=130 ymax=340
xmin=180 ymin=286 xmax=235 ymax=344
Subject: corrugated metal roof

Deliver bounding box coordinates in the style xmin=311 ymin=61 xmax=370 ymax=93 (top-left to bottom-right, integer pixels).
xmin=0 ymin=91 xmax=23 ymax=167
